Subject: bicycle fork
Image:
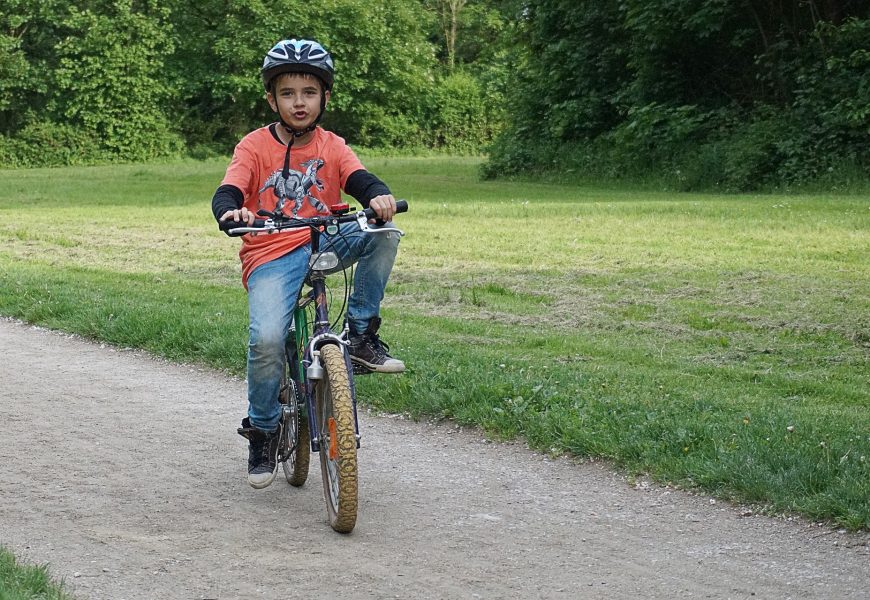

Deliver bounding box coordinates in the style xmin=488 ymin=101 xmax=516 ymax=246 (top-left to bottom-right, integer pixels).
xmin=293 ymin=287 xmax=361 ymax=453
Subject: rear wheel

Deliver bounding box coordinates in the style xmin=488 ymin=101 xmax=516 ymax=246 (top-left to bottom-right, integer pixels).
xmin=315 ymin=343 xmax=358 ymax=533
xmin=280 ymin=367 xmax=310 ymax=487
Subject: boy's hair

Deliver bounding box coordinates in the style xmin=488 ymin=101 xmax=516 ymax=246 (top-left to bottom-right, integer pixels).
xmin=267 ymin=71 xmax=326 ymax=96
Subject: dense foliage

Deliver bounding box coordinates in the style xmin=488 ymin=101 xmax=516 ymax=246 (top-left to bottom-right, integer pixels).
xmin=0 ymin=0 xmax=507 ymax=166
xmin=485 ymin=0 xmax=870 ymax=190
xmin=0 ymin=0 xmax=183 ymax=165
xmin=0 ymin=0 xmax=866 ymax=189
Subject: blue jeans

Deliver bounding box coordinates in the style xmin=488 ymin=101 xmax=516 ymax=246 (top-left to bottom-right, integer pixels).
xmin=245 ymin=221 xmax=400 ymax=431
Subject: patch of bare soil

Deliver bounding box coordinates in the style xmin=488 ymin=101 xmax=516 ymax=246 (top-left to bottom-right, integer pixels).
xmin=0 ymin=318 xmax=867 ymax=599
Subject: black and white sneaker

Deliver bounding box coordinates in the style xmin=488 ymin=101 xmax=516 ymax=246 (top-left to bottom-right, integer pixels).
xmin=348 ymin=317 xmax=405 ymax=374
xmin=237 ymin=417 xmax=282 ymax=489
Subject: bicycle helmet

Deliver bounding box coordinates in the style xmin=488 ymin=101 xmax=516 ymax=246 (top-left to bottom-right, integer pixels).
xmin=261 ymin=39 xmax=334 ymax=92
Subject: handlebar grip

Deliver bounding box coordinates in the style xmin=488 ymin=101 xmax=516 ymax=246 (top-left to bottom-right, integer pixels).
xmin=219 ymin=218 xmax=266 ymax=236
xmin=362 ymin=199 xmax=409 ymax=221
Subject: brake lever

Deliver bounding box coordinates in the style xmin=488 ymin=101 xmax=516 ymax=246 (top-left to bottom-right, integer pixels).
xmin=355 ymin=211 xmax=370 ymax=230
xmin=354 ymin=211 xmax=404 ymax=236
xmin=228 ymin=218 xmax=277 ymax=235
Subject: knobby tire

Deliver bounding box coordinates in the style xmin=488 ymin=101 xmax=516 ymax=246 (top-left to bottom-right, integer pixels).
xmin=280 ymin=369 xmax=310 ymax=487
xmin=316 ymin=343 xmax=358 ymax=533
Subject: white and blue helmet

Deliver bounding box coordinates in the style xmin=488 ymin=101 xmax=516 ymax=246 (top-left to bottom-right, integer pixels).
xmin=261 ymin=39 xmax=334 ymax=91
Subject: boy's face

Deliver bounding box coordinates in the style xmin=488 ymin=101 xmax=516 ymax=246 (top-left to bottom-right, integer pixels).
xmin=267 ymin=73 xmax=329 ymax=132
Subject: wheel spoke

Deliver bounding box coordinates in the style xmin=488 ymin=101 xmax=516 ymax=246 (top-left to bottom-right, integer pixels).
xmin=280 ymin=367 xmax=310 ymax=487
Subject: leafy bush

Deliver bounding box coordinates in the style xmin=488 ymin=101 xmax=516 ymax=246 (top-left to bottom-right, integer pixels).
xmin=341 ymin=102 xmax=425 ymax=149
xmin=481 ymin=129 xmax=545 ymax=179
xmin=683 ymin=114 xmax=789 ymax=191
xmin=52 ymin=1 xmax=183 ymax=162
xmin=605 ymin=103 xmax=711 ymax=171
xmin=0 ymin=122 xmax=106 ymax=168
xmin=425 ymin=70 xmax=492 ymax=153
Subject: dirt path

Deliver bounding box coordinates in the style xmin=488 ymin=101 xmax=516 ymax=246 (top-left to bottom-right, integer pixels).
xmin=0 ymin=318 xmax=867 ymax=600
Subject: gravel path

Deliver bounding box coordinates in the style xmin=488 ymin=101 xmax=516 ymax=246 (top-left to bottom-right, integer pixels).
xmin=1 ymin=318 xmax=867 ymax=599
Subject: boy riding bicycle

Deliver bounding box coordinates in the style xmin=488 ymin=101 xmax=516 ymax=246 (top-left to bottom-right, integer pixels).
xmin=212 ymin=38 xmax=405 ymax=489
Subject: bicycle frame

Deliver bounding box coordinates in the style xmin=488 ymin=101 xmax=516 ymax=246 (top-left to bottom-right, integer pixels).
xmin=290 ymin=226 xmax=360 ymax=454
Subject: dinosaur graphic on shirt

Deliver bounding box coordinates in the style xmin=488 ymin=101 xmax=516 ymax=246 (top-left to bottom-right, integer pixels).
xmin=258 ymin=158 xmax=327 ymax=216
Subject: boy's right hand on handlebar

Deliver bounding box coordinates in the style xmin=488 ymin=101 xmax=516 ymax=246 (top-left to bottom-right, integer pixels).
xmin=368 ymin=194 xmax=398 ymax=223
xmin=220 ymin=207 xmax=257 ymax=226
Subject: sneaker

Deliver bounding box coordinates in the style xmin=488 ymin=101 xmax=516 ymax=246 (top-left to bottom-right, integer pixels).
xmin=348 ymin=317 xmax=405 ymax=374
xmin=237 ymin=417 xmax=282 ymax=489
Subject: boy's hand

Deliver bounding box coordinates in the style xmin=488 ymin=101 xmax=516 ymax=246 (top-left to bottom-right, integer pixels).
xmin=368 ymin=194 xmax=397 ymax=222
xmin=220 ymin=207 xmax=256 ymax=225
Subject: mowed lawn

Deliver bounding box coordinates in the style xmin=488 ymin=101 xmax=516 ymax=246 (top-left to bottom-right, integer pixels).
xmin=0 ymin=157 xmax=867 ymax=529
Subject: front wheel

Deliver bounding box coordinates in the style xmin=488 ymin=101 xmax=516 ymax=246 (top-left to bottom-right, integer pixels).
xmin=315 ymin=343 xmax=358 ymax=533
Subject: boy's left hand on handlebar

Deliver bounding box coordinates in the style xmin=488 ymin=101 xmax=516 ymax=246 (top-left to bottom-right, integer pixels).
xmin=368 ymin=195 xmax=397 ymax=223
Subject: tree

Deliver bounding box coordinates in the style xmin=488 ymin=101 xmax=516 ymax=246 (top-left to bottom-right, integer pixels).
xmin=485 ymin=0 xmax=870 ymax=189
xmin=426 ymin=0 xmax=467 ymax=71
xmin=167 ymin=0 xmax=438 ymax=151
xmin=51 ymin=0 xmax=180 ymax=160
xmin=0 ymin=0 xmax=67 ymax=135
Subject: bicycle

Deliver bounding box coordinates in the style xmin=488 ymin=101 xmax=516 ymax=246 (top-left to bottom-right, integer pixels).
xmin=220 ymin=200 xmax=408 ymax=533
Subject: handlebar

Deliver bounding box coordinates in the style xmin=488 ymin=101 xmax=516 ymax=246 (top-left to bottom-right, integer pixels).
xmin=219 ymin=200 xmax=408 ymax=237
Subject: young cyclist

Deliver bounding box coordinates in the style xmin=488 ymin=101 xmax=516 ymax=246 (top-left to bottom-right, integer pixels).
xmin=212 ymin=39 xmax=405 ymax=489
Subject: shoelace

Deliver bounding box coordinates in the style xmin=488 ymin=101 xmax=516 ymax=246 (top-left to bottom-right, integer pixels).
xmin=368 ymin=333 xmax=391 ymax=358
xmin=251 ymin=432 xmax=276 ymax=467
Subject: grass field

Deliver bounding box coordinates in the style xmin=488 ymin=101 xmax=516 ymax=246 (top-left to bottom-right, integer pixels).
xmin=0 ymin=157 xmax=868 ymax=530
xmin=0 ymin=547 xmax=71 ymax=599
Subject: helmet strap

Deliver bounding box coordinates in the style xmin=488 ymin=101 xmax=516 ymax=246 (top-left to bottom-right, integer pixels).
xmin=280 ymin=133 xmax=295 ymax=180
xmin=278 ymin=93 xmax=327 ymax=179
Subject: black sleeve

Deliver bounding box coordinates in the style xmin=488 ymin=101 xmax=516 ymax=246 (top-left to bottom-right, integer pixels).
xmin=211 ymin=184 xmax=244 ymax=222
xmin=344 ymin=169 xmax=391 ymax=209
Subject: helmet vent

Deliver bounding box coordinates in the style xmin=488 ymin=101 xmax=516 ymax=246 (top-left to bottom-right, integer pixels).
xmin=261 ymin=38 xmax=335 ymax=91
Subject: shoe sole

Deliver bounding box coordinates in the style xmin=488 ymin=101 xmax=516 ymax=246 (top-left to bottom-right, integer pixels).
xmin=350 ymin=356 xmax=405 ymax=374
xmin=248 ymin=467 xmax=278 ymax=489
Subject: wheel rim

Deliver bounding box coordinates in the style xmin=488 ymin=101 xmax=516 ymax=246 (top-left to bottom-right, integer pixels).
xmin=320 ymin=381 xmax=340 ymax=508
xmin=279 ymin=380 xmax=298 ymax=464
xmin=283 ymin=403 xmax=298 ymax=468
xmin=281 ymin=374 xmax=309 ymax=486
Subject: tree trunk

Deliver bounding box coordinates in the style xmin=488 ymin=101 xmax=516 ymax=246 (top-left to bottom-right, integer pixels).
xmin=442 ymin=0 xmax=467 ymax=71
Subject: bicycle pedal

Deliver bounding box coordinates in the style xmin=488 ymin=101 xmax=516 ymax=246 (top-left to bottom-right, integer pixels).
xmin=352 ymin=363 xmax=374 ymax=375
